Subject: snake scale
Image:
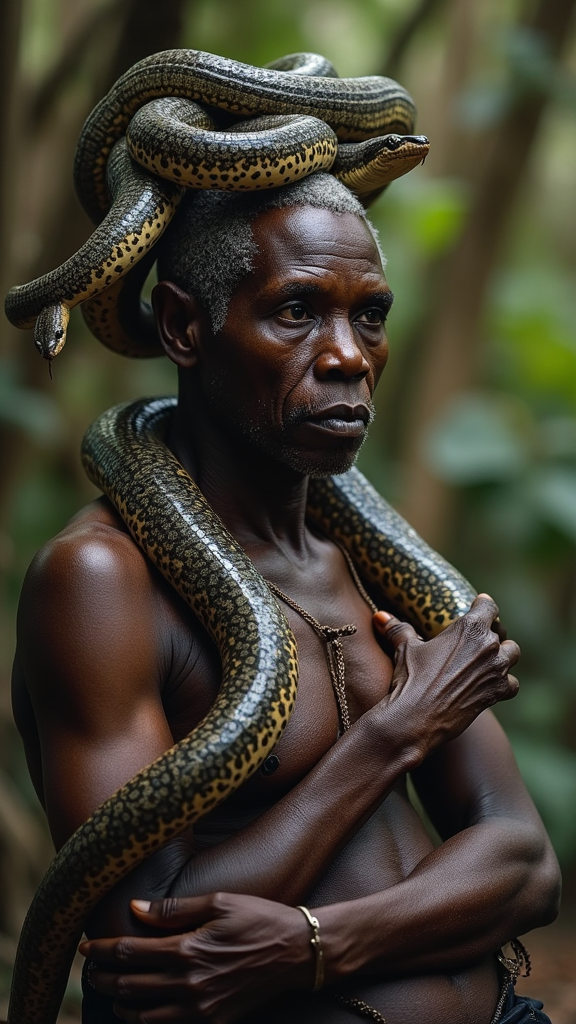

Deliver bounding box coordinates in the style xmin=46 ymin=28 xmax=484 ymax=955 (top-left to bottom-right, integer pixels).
xmin=5 ymin=51 xmax=475 ymax=1024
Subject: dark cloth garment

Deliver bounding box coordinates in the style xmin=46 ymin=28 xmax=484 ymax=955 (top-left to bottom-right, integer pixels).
xmin=494 ymin=982 xmax=552 ymax=1024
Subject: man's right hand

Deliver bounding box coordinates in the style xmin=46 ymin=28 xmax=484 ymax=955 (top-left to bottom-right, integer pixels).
xmin=371 ymin=593 xmax=520 ymax=766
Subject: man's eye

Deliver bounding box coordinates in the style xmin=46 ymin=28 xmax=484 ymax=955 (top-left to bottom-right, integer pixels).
xmin=278 ymin=304 xmax=310 ymax=322
xmin=356 ymin=308 xmax=385 ymax=325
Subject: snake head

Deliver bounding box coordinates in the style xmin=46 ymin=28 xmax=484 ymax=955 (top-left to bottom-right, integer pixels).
xmin=34 ymin=302 xmax=70 ymax=362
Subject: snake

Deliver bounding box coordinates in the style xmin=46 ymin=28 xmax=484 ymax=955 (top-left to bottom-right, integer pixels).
xmin=7 ymin=397 xmax=476 ymax=1024
xmin=3 ymin=49 xmax=429 ymax=360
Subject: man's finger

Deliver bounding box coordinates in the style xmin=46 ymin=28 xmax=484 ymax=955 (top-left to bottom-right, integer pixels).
xmin=501 ymin=674 xmax=520 ymax=700
xmin=500 ymin=639 xmax=521 ymax=667
xmin=112 ymin=1002 xmax=184 ymax=1022
xmin=466 ymin=593 xmax=500 ymax=624
xmin=80 ymin=932 xmax=194 ymax=967
xmin=373 ymin=611 xmax=421 ymax=648
xmin=131 ymin=894 xmax=225 ymax=929
xmin=89 ymin=968 xmax=190 ymax=999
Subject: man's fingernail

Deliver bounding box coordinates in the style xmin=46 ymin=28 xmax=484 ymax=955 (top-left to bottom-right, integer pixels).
xmin=375 ymin=611 xmax=392 ymax=624
xmin=132 ymin=899 xmax=151 ymax=912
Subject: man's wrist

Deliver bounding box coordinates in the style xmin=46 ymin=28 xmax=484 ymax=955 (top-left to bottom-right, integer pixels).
xmin=311 ymin=901 xmax=369 ymax=984
xmin=296 ymin=906 xmax=324 ymax=989
xmin=359 ymin=700 xmax=426 ymax=775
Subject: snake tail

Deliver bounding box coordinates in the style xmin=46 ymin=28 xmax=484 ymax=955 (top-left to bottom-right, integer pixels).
xmin=7 ymin=397 xmax=298 ymax=1024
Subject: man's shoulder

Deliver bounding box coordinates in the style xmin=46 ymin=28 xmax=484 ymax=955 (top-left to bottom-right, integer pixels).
xmin=16 ymin=496 xmax=210 ymax=701
xmin=17 ymin=497 xmax=161 ymax=676
xmin=22 ymin=496 xmax=156 ymax=612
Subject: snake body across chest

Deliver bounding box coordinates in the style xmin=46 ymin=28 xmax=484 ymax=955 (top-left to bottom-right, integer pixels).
xmin=7 ymin=398 xmax=476 ymax=1023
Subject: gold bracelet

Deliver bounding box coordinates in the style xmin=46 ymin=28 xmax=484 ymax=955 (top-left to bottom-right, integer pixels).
xmin=296 ymin=905 xmax=324 ymax=991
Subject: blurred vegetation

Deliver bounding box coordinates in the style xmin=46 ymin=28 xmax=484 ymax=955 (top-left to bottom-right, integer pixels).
xmin=0 ymin=0 xmax=575 ymax=1016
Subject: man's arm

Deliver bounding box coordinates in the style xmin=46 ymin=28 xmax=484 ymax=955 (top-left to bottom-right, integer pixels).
xmin=317 ymin=709 xmax=560 ymax=981
xmin=17 ymin=511 xmax=522 ymax=910
xmin=83 ymin=716 xmax=559 ymax=1024
xmin=79 ymin=612 xmax=559 ymax=1021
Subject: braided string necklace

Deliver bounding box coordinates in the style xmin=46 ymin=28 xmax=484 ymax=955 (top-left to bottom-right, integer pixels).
xmin=266 ymin=545 xmax=387 ymax=1023
xmin=266 ymin=544 xmax=377 ymax=735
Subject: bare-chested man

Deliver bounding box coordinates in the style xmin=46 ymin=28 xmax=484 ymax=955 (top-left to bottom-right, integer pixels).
xmin=12 ymin=175 xmax=560 ymax=1024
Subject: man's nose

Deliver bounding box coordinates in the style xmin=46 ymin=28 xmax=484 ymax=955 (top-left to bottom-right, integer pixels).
xmin=314 ymin=320 xmax=370 ymax=381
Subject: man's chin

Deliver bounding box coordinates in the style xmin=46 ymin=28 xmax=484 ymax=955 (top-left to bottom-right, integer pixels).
xmin=279 ymin=438 xmax=364 ymax=478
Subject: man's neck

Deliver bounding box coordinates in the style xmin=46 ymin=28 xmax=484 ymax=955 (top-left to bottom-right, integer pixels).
xmin=167 ymin=401 xmax=313 ymax=565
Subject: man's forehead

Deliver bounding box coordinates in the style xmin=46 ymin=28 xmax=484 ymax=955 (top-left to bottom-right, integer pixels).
xmin=250 ymin=204 xmax=386 ymax=281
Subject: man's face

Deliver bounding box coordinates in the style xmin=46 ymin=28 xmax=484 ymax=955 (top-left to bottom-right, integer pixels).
xmin=195 ymin=204 xmax=392 ymax=477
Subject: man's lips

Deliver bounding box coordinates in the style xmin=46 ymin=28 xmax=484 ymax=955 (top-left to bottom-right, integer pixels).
xmin=300 ymin=403 xmax=371 ymax=437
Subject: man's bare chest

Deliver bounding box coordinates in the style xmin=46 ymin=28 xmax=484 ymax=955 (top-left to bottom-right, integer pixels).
xmin=160 ymin=572 xmax=394 ymax=805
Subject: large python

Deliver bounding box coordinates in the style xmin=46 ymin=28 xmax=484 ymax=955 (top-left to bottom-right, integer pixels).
xmin=4 ymin=49 xmax=429 ymax=360
xmin=5 ymin=51 xmax=469 ymax=1024
xmin=7 ymin=397 xmax=476 ymax=1024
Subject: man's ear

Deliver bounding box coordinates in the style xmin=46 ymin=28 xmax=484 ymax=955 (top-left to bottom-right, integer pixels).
xmin=152 ymin=281 xmax=205 ymax=368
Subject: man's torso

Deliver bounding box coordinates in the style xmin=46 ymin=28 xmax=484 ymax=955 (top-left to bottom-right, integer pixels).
xmin=13 ymin=497 xmax=501 ymax=1024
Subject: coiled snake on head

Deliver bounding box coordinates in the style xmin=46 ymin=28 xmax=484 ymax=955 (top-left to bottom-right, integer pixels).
xmin=5 ymin=51 xmax=474 ymax=1024
xmin=4 ymin=48 xmax=429 ymax=360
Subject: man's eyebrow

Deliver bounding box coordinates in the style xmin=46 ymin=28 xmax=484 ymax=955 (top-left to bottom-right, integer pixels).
xmin=364 ymin=291 xmax=394 ymax=309
xmin=262 ymin=284 xmax=394 ymax=304
xmin=266 ymin=282 xmax=324 ymax=299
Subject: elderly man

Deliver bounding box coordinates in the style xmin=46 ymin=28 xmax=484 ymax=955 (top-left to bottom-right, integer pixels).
xmin=12 ymin=175 xmax=559 ymax=1024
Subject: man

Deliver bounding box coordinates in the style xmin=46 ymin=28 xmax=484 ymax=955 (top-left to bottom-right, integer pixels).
xmin=12 ymin=174 xmax=560 ymax=1023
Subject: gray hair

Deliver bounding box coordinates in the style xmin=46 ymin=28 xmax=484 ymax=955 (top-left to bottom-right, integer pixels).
xmin=156 ymin=173 xmax=385 ymax=333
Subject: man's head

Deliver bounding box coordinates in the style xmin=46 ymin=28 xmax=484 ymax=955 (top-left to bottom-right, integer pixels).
xmin=154 ymin=174 xmax=392 ymax=478
xmin=156 ymin=173 xmax=386 ymax=334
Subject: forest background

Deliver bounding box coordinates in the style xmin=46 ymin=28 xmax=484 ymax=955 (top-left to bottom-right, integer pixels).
xmin=0 ymin=0 xmax=575 ymax=1019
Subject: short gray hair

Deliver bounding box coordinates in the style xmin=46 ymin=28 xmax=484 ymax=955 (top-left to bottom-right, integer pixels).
xmin=156 ymin=173 xmax=385 ymax=333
